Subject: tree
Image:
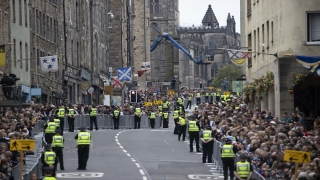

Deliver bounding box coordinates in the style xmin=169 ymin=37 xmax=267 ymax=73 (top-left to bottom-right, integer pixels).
xmin=213 ymin=64 xmax=242 ymax=91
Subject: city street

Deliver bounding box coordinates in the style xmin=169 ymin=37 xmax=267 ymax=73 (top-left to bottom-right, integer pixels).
xmin=56 ymin=120 xmax=224 ymax=180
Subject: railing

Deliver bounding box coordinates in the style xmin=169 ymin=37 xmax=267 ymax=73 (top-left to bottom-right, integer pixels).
xmin=212 ymin=139 xmax=266 ymax=180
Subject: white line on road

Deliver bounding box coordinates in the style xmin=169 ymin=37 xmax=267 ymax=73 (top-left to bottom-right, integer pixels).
xmin=142 ymin=176 xmax=147 ymax=180
xmin=139 ymin=169 xmax=145 ymax=176
xmin=164 ymin=140 xmax=170 ymax=145
xmin=135 ymin=163 xmax=140 ymax=168
xmin=127 ymin=154 xmax=131 ymax=157
xmin=119 ymin=146 xmax=124 ymax=149
xmin=131 ymin=158 xmax=136 ymax=162
xmin=123 ymin=150 xmax=127 ymax=153
xmin=115 ymin=136 xmax=118 ymax=138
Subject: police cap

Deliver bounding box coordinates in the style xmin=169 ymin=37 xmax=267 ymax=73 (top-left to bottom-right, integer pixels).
xmin=79 ymin=127 xmax=86 ymax=130
xmin=43 ymin=166 xmax=54 ymax=173
xmin=55 ymin=129 xmax=61 ymax=133
xmin=205 ymin=126 xmax=212 ymax=130
xmin=240 ymin=154 xmax=247 ymax=159
xmin=49 ymin=116 xmax=54 ymax=120
xmin=225 ymin=138 xmax=232 ymax=144
xmin=45 ymin=144 xmax=51 ymax=149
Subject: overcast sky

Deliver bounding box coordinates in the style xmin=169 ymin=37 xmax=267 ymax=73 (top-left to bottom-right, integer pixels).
xmin=179 ymin=0 xmax=240 ymax=33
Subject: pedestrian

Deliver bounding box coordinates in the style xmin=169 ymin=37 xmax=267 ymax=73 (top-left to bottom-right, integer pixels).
xmin=89 ymin=105 xmax=98 ymax=131
xmin=74 ymin=127 xmax=91 ymax=170
xmin=149 ymin=110 xmax=156 ymax=129
xmin=56 ymin=105 xmax=65 ymax=135
xmin=173 ymin=108 xmax=180 ymax=134
xmin=41 ymin=145 xmax=58 ymax=177
xmin=44 ymin=117 xmax=57 ymax=144
xmin=234 ymin=154 xmax=253 ymax=180
xmin=68 ymin=106 xmax=76 ymax=132
xmin=134 ymin=106 xmax=141 ymax=129
xmin=196 ymin=91 xmax=201 ymax=105
xmin=51 ymin=129 xmax=64 ymax=171
xmin=42 ymin=167 xmax=56 ymax=180
xmin=201 ymin=126 xmax=213 ymax=163
xmin=221 ymin=138 xmax=238 ymax=180
xmin=53 ymin=116 xmax=60 ymax=129
xmin=188 ymin=115 xmax=201 ymax=152
xmin=185 ymin=94 xmax=192 ymax=109
xmin=178 ymin=114 xmax=187 ymax=141
xmin=112 ymin=107 xmax=120 ymax=130
xmin=162 ymin=111 xmax=169 ymax=128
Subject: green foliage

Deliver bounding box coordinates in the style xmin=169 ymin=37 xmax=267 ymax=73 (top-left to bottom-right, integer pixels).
xmin=213 ymin=64 xmax=242 ymax=91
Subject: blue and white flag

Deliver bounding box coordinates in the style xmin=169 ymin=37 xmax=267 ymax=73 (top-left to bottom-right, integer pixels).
xmin=296 ymin=55 xmax=320 ymax=76
xmin=40 ymin=55 xmax=58 ymax=73
xmin=141 ymin=62 xmax=151 ymax=70
xmin=117 ymin=67 xmax=132 ymax=82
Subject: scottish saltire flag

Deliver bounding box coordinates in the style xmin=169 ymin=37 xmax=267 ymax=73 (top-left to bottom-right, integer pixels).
xmin=296 ymin=55 xmax=320 ymax=76
xmin=227 ymin=49 xmax=251 ymax=66
xmin=117 ymin=67 xmax=132 ymax=82
xmin=141 ymin=62 xmax=151 ymax=70
xmin=40 ymin=55 xmax=58 ymax=72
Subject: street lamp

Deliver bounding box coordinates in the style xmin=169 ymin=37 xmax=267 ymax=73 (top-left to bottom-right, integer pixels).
xmin=108 ymin=11 xmax=114 ymax=18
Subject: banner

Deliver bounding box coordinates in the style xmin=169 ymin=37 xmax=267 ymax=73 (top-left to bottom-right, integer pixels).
xmin=40 ymin=55 xmax=58 ymax=72
xmin=0 ymin=45 xmax=5 ymax=67
xmin=232 ymin=81 xmax=243 ymax=92
xmin=141 ymin=62 xmax=151 ymax=70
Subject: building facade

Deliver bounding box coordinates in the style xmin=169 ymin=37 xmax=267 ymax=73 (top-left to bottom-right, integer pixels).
xmin=177 ymin=5 xmax=239 ymax=88
xmin=243 ymin=0 xmax=320 ymax=116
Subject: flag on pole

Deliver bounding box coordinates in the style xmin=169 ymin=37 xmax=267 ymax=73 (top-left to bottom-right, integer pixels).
xmin=227 ymin=49 xmax=251 ymax=66
xmin=40 ymin=55 xmax=58 ymax=73
xmin=117 ymin=67 xmax=132 ymax=82
xmin=141 ymin=62 xmax=151 ymax=70
xmin=295 ymin=55 xmax=320 ymax=76
xmin=0 ymin=45 xmax=5 ymax=67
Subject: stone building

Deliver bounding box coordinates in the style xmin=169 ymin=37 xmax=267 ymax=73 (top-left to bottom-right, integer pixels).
xmin=0 ymin=0 xmax=31 ymax=102
xmin=177 ymin=5 xmax=239 ymax=88
xmin=242 ymin=0 xmax=320 ymax=116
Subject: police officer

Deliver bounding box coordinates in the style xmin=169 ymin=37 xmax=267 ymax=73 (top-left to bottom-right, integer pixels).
xmin=196 ymin=91 xmax=201 ymax=105
xmin=162 ymin=100 xmax=169 ymax=112
xmin=188 ymin=115 xmax=201 ymax=152
xmin=51 ymin=129 xmax=64 ymax=170
xmin=42 ymin=167 xmax=56 ymax=180
xmin=221 ymin=138 xmax=238 ymax=180
xmin=134 ymin=106 xmax=141 ymax=129
xmin=68 ymin=106 xmax=76 ymax=132
xmin=185 ymin=94 xmax=192 ymax=109
xmin=89 ymin=106 xmax=98 ymax=131
xmin=53 ymin=116 xmax=60 ymax=129
xmin=162 ymin=111 xmax=169 ymax=128
xmin=173 ymin=108 xmax=180 ymax=134
xmin=149 ymin=110 xmax=156 ymax=129
xmin=75 ymin=127 xmax=91 ymax=170
xmin=234 ymin=154 xmax=253 ymax=180
xmin=44 ymin=117 xmax=57 ymax=144
xmin=201 ymin=126 xmax=213 ymax=163
xmin=56 ymin=105 xmax=66 ymax=135
xmin=41 ymin=145 xmax=58 ymax=177
xmin=112 ymin=107 xmax=120 ymax=130
xmin=205 ymin=91 xmax=209 ymax=103
xmin=177 ymin=114 xmax=187 ymax=141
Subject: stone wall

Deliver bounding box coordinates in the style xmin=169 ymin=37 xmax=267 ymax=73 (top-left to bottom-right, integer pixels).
xmin=0 ymin=1 xmax=11 ymax=75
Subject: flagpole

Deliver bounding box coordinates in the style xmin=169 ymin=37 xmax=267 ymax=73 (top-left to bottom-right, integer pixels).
xmin=218 ymin=48 xmax=278 ymax=57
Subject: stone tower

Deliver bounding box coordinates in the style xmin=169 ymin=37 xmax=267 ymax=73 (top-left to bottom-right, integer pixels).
xmin=177 ymin=4 xmax=239 ymax=88
xmin=149 ymin=0 xmax=180 ymax=82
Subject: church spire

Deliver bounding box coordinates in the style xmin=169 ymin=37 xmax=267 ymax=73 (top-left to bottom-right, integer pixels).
xmin=202 ymin=4 xmax=219 ymax=27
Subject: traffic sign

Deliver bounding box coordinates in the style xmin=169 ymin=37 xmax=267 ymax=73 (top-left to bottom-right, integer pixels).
xmin=284 ymin=150 xmax=310 ymax=163
xmin=153 ymin=100 xmax=163 ymax=105
xmin=10 ymin=140 xmax=35 ymax=151
xmin=144 ymin=102 xmax=153 ymax=107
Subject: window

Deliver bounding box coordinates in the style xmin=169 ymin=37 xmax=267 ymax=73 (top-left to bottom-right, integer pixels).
xmin=77 ymin=42 xmax=79 ymax=67
xmin=20 ymin=41 xmax=22 ymax=69
xmin=267 ymin=21 xmax=269 ymax=48
xmin=108 ymin=21 xmax=112 ymax=28
xmin=53 ymin=19 xmax=56 ymax=43
xmin=262 ymin=24 xmax=265 ymax=51
xmin=19 ymin=0 xmax=22 ymax=25
xmin=36 ymin=49 xmax=40 ymax=73
xmin=32 ymin=47 xmax=35 ymax=71
xmin=12 ymin=0 xmax=16 ymax=23
xmin=43 ymin=13 xmax=46 ymax=37
xmin=24 ymin=0 xmax=27 ymax=27
xmin=31 ymin=7 xmax=35 ymax=30
xmin=36 ymin=10 xmax=38 ymax=33
xmin=208 ymin=38 xmax=217 ymax=49
xmin=39 ymin=11 xmax=42 ymax=35
xmin=76 ymin=1 xmax=79 ymax=29
xmin=150 ymin=0 xmax=160 ymax=15
xmin=13 ymin=39 xmax=16 ymax=67
xmin=307 ymin=13 xmax=320 ymax=44
xmin=247 ymin=0 xmax=251 ymax=16
xmin=71 ymin=40 xmax=74 ymax=65
xmin=50 ymin=17 xmax=53 ymax=41
xmin=247 ymin=33 xmax=252 ymax=67
xmin=253 ymin=30 xmax=256 ymax=57
xmin=25 ymin=43 xmax=28 ymax=71
xmin=257 ymin=28 xmax=260 ymax=54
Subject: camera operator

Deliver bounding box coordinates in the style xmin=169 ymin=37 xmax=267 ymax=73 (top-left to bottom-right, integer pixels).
xmin=0 ymin=74 xmax=15 ymax=100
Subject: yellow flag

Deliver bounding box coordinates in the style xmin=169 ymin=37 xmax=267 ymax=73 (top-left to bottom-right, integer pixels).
xmin=0 ymin=45 xmax=5 ymax=67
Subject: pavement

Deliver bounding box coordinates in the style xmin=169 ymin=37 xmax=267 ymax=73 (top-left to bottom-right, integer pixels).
xmin=56 ymin=106 xmax=225 ymax=180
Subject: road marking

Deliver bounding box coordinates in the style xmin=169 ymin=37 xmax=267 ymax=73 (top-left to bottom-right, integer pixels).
xmin=164 ymin=140 xmax=170 ymax=145
xmin=131 ymin=158 xmax=136 ymax=162
xmin=115 ymin=136 xmax=118 ymax=138
xmin=119 ymin=146 xmax=124 ymax=149
xmin=139 ymin=169 xmax=145 ymax=175
xmin=57 ymin=172 xmax=104 ymax=178
xmin=123 ymin=150 xmax=127 ymax=153
xmin=150 ymin=130 xmax=171 ymax=131
xmin=142 ymin=176 xmax=147 ymax=180
xmin=135 ymin=163 xmax=140 ymax=168
xmin=127 ymin=154 xmax=131 ymax=157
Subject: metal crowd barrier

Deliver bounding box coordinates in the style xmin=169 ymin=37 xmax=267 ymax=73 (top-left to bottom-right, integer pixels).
xmin=63 ymin=115 xmax=164 ymax=130
xmin=212 ymin=139 xmax=266 ymax=180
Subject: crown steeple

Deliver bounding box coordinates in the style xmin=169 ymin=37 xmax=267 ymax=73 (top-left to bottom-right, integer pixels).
xmin=202 ymin=5 xmax=219 ymax=27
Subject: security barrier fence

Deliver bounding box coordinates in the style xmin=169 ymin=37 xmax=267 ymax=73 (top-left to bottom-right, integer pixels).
xmin=212 ymin=139 xmax=266 ymax=180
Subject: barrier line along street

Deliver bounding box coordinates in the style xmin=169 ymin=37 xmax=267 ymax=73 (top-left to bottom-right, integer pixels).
xmin=115 ymin=130 xmax=148 ymax=180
